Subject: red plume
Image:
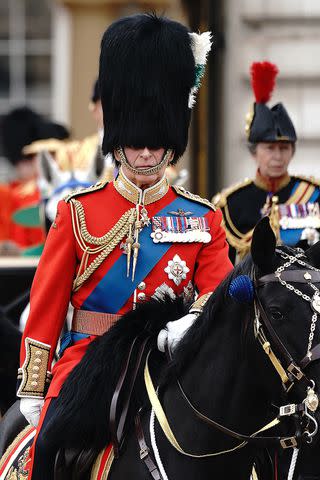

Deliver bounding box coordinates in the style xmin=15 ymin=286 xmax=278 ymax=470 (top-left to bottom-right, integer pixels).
xmin=250 ymin=61 xmax=279 ymax=103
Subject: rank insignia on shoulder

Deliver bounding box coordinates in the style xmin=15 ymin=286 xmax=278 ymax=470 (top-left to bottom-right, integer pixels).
xmin=150 ymin=216 xmax=211 ymax=243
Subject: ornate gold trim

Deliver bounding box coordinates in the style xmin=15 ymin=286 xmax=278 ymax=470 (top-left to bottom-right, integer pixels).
xmin=223 ymin=203 xmax=247 ymax=239
xmin=212 ymin=178 xmax=253 ymax=209
xmin=64 ymin=181 xmax=108 ymax=203
xmin=190 ymin=292 xmax=213 ymax=313
xmin=101 ymin=449 xmax=114 ymax=479
xmin=114 ymin=169 xmax=169 ymax=206
xmin=245 ymin=103 xmax=254 ymax=139
xmin=17 ymin=338 xmax=51 ymax=398
xmin=70 ymin=200 xmax=134 ymax=291
xmin=172 ymin=185 xmax=216 ymax=211
xmin=0 ymin=426 xmax=34 ymax=473
xmin=90 ymin=447 xmax=114 ymax=480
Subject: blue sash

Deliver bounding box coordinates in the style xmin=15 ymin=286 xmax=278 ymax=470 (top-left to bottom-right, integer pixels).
xmin=81 ymin=197 xmax=210 ymax=313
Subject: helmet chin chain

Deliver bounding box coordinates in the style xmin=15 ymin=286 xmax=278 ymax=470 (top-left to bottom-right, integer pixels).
xmin=116 ymin=147 xmax=173 ymax=176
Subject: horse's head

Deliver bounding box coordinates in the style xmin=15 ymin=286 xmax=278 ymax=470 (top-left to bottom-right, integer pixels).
xmin=249 ymin=217 xmax=320 ymax=446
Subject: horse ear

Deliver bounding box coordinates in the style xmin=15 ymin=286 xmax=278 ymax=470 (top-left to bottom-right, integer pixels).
xmin=305 ymin=241 xmax=320 ymax=268
xmin=251 ymin=217 xmax=276 ymax=272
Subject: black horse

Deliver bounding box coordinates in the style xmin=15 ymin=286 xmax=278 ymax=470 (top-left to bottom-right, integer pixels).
xmin=2 ymin=218 xmax=320 ymax=480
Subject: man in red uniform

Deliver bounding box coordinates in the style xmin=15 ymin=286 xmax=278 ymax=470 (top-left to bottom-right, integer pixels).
xmin=17 ymin=13 xmax=232 ymax=478
xmin=1 ymin=107 xmax=69 ymax=252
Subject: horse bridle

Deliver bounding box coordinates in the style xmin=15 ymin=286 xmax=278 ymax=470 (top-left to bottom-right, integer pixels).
xmin=140 ymin=249 xmax=320 ymax=472
xmin=254 ymin=249 xmax=320 ymax=446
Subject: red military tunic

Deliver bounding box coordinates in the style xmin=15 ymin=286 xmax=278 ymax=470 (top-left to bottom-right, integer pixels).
xmin=18 ymin=170 xmax=232 ymax=401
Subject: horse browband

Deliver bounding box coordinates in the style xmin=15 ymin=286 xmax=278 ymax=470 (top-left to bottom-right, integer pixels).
xmin=259 ymin=270 xmax=320 ymax=285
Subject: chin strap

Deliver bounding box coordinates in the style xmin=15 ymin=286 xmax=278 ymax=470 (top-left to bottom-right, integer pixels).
xmin=116 ymin=147 xmax=172 ymax=176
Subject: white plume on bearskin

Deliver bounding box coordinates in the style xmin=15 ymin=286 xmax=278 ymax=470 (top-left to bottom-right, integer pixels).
xmin=188 ymin=31 xmax=213 ymax=108
xmin=189 ymin=31 xmax=212 ymax=65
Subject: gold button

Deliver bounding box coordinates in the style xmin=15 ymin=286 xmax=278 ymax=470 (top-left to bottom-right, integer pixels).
xmin=33 ymin=366 xmax=40 ymax=372
xmin=35 ymin=350 xmax=42 ymax=356
xmin=31 ymin=381 xmax=38 ymax=387
xmin=34 ymin=358 xmax=42 ymax=364
xmin=138 ymin=282 xmax=146 ymax=290
xmin=137 ymin=292 xmax=146 ymax=301
xmin=32 ymin=374 xmax=39 ymax=379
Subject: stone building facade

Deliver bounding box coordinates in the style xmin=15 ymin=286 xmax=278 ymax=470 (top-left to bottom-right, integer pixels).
xmin=223 ymin=0 xmax=320 ymax=192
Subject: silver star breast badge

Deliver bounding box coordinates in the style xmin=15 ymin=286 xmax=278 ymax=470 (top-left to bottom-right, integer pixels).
xmin=164 ymin=254 xmax=190 ymax=286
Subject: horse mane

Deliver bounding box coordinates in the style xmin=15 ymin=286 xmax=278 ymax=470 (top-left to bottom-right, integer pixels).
xmin=168 ymin=254 xmax=255 ymax=379
xmin=44 ymin=296 xmax=187 ymax=452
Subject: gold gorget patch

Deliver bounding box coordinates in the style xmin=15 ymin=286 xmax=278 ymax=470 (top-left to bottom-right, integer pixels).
xmin=114 ymin=168 xmax=169 ymax=205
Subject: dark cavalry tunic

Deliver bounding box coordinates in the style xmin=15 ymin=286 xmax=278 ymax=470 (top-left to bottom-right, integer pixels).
xmin=213 ymin=173 xmax=320 ymax=264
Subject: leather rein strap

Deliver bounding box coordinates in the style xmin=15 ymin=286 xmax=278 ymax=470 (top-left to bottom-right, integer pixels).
xmin=135 ymin=411 xmax=162 ymax=480
xmin=144 ymin=350 xmax=291 ymax=455
xmin=109 ymin=338 xmax=162 ymax=479
xmin=110 ymin=336 xmax=150 ymax=458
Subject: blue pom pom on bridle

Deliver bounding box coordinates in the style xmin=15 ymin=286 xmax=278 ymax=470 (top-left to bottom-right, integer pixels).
xmin=228 ymin=275 xmax=254 ymax=303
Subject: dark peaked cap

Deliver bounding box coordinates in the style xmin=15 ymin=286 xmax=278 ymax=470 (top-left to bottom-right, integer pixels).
xmin=99 ymin=13 xmax=196 ymax=163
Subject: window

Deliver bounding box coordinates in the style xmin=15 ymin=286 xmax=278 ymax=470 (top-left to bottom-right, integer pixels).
xmin=0 ymin=0 xmax=53 ymax=179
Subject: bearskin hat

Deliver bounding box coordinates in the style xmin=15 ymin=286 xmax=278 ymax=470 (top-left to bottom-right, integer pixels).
xmin=246 ymin=61 xmax=297 ymax=144
xmin=99 ymin=14 xmax=197 ymax=164
xmin=1 ymin=107 xmax=69 ymax=165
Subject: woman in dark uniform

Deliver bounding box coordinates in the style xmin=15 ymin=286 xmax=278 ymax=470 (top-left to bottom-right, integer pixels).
xmin=214 ymin=61 xmax=320 ymax=264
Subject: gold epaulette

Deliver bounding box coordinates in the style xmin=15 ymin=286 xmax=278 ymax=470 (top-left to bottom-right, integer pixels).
xmin=212 ymin=178 xmax=253 ymax=208
xmin=64 ymin=181 xmax=108 ymax=203
xmin=291 ymin=174 xmax=320 ymax=188
xmin=172 ymin=185 xmax=216 ymax=211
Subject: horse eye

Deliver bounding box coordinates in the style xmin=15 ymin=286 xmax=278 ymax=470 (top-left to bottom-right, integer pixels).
xmin=270 ymin=309 xmax=284 ymax=321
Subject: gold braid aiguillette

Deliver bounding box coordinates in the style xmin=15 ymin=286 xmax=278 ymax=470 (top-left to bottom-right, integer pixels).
xmin=132 ymin=206 xmax=142 ymax=281
xmin=126 ymin=209 xmax=136 ymax=277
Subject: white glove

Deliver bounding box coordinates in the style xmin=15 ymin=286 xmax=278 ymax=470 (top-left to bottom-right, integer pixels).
xmin=20 ymin=397 xmax=44 ymax=427
xmin=157 ymin=313 xmax=198 ymax=353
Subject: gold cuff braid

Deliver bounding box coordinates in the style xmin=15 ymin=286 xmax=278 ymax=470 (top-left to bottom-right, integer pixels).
xmin=189 ymin=292 xmax=213 ymax=313
xmin=17 ymin=338 xmax=51 ymax=398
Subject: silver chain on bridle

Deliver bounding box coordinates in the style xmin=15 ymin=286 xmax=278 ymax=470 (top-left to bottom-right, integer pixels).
xmin=274 ymin=250 xmax=320 ymax=357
